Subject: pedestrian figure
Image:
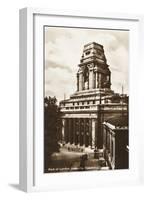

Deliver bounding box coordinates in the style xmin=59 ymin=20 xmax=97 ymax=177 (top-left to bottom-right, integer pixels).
xmin=80 ymin=154 xmax=88 ymax=170
xmin=94 ymin=149 xmax=98 ymax=159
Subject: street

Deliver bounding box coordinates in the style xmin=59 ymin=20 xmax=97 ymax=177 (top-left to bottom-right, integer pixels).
xmin=47 ymin=146 xmax=108 ymax=172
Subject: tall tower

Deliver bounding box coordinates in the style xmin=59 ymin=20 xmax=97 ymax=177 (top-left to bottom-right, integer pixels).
xmin=77 ymin=42 xmax=111 ymax=91
xmin=60 ymin=41 xmax=128 ymax=152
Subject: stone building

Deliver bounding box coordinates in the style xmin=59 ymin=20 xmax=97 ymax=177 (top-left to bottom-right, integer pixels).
xmin=103 ymin=115 xmax=129 ymax=169
xmin=59 ymin=42 xmax=128 ymax=151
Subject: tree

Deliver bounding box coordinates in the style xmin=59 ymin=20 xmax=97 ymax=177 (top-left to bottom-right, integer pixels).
xmin=44 ymin=96 xmax=62 ymax=172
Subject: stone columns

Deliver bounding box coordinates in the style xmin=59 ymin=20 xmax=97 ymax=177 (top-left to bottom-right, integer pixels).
xmin=89 ymin=119 xmax=91 ymax=147
xmin=63 ymin=118 xmax=98 ymax=149
xmin=85 ymin=119 xmax=90 ymax=147
xmin=95 ymin=71 xmax=98 ymax=88
xmin=80 ymin=119 xmax=83 ymax=146
xmin=75 ymin=119 xmax=78 ymax=145
xmin=83 ymin=119 xmax=86 ymax=146
xmin=71 ymin=119 xmax=74 ymax=144
xmin=99 ymin=73 xmax=102 ymax=88
xmin=78 ymin=118 xmax=81 ymax=145
xmin=69 ymin=119 xmax=75 ymax=144
xmin=93 ymin=72 xmax=96 ymax=89
xmin=66 ymin=119 xmax=69 ymax=143
xmin=82 ymin=75 xmax=85 ymax=90
xmin=91 ymin=119 xmax=96 ymax=148
xmin=66 ymin=119 xmax=71 ymax=143
xmin=87 ymin=76 xmax=89 ymax=89
xmin=89 ymin=70 xmax=98 ymax=89
xmin=68 ymin=119 xmax=72 ymax=144
xmin=97 ymin=72 xmax=99 ymax=88
xmin=72 ymin=118 xmax=75 ymax=144
xmin=79 ymin=73 xmax=83 ymax=91
xmin=89 ymin=70 xmax=93 ymax=89
xmin=62 ymin=119 xmax=65 ymax=143
xmin=64 ymin=119 xmax=68 ymax=143
xmin=77 ymin=74 xmax=79 ymax=91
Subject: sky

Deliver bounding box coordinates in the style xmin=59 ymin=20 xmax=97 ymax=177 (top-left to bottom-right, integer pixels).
xmin=45 ymin=26 xmax=129 ymax=103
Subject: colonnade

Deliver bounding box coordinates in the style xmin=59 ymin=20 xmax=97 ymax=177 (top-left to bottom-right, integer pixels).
xmin=62 ymin=118 xmax=97 ymax=148
xmin=77 ymin=70 xmax=110 ymax=91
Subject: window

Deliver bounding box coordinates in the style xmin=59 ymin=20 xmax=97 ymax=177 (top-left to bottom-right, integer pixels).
xmin=85 ymin=51 xmax=90 ymax=55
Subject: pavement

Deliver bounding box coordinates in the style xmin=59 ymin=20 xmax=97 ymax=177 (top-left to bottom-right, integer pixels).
xmin=47 ymin=146 xmax=108 ymax=172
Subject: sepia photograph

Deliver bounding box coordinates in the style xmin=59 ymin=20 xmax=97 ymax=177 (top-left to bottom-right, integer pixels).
xmin=44 ymin=26 xmax=129 ymax=173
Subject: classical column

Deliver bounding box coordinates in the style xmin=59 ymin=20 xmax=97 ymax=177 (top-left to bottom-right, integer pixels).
xmin=77 ymin=119 xmax=80 ymax=145
xmin=77 ymin=74 xmax=79 ymax=91
xmin=82 ymin=74 xmax=85 ymax=90
xmin=89 ymin=119 xmax=92 ymax=147
xmin=97 ymin=72 xmax=99 ymax=88
xmin=80 ymin=119 xmax=83 ymax=146
xmin=93 ymin=72 xmax=96 ymax=89
xmin=99 ymin=73 xmax=102 ymax=88
xmin=83 ymin=118 xmax=86 ymax=147
xmin=70 ymin=119 xmax=73 ymax=144
xmin=66 ymin=119 xmax=69 ymax=143
xmin=73 ymin=118 xmax=75 ymax=145
xmin=87 ymin=75 xmax=89 ymax=89
xmin=89 ymin=70 xmax=93 ymax=89
xmin=62 ymin=119 xmax=65 ymax=143
xmin=78 ymin=118 xmax=81 ymax=145
xmin=79 ymin=72 xmax=83 ymax=91
xmin=75 ymin=119 xmax=79 ymax=145
xmin=68 ymin=119 xmax=71 ymax=144
xmin=67 ymin=119 xmax=70 ymax=143
xmin=64 ymin=119 xmax=68 ymax=143
xmin=95 ymin=71 xmax=98 ymax=88
xmin=91 ymin=119 xmax=96 ymax=149
xmin=85 ymin=119 xmax=89 ymax=147
xmin=69 ymin=118 xmax=73 ymax=144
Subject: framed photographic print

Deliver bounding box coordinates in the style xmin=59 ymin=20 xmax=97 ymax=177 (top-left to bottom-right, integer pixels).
xmin=19 ymin=8 xmax=144 ymax=192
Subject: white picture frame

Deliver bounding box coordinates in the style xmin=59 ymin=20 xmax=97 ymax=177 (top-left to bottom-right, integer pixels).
xmin=19 ymin=7 xmax=144 ymax=192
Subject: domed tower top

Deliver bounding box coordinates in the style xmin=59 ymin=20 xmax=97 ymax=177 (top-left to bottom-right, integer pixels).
xmin=77 ymin=42 xmax=111 ymax=91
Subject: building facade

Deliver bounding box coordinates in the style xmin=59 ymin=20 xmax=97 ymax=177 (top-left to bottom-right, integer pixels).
xmin=103 ymin=115 xmax=129 ymax=169
xmin=59 ymin=42 xmax=128 ymax=151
